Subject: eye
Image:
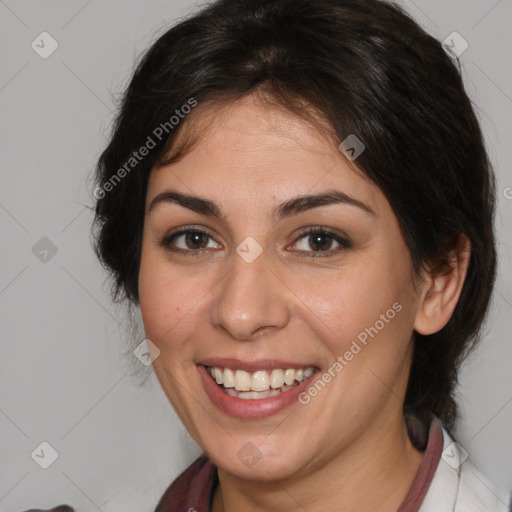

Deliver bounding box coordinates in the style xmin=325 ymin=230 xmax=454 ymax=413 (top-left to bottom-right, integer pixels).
xmin=159 ymin=226 xmax=351 ymax=258
xmin=160 ymin=228 xmax=221 ymax=255
xmin=291 ymin=227 xmax=352 ymax=257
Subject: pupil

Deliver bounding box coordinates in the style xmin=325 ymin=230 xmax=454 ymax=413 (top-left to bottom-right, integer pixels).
xmin=311 ymin=233 xmax=331 ymax=251
xmin=187 ymin=232 xmax=208 ymax=249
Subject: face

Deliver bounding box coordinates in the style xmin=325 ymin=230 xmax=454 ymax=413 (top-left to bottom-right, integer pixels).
xmin=138 ymin=95 xmax=423 ymax=481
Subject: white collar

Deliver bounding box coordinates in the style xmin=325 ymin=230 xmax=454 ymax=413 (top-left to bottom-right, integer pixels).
xmin=419 ymin=427 xmax=511 ymax=512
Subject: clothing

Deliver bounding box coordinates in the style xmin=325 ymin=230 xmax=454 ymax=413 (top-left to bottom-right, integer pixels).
xmin=23 ymin=410 xmax=511 ymax=512
xmin=154 ymin=409 xmax=511 ymax=511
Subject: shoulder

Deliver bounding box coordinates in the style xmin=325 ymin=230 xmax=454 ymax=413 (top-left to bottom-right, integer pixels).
xmin=420 ymin=425 xmax=511 ymax=512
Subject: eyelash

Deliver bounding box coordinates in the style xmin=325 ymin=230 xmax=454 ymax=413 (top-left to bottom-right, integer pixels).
xmin=159 ymin=226 xmax=352 ymax=259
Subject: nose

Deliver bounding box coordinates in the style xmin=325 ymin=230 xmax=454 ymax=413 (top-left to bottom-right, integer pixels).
xmin=209 ymin=248 xmax=291 ymax=341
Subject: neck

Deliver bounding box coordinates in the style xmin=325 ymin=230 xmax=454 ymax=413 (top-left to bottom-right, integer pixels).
xmin=212 ymin=408 xmax=424 ymax=512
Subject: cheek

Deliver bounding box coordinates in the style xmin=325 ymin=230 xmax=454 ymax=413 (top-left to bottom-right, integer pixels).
xmin=289 ymin=254 xmax=416 ymax=381
xmin=295 ymin=265 xmax=401 ymax=338
xmin=138 ymin=249 xmax=190 ymax=345
xmin=138 ymin=249 xmax=222 ymax=362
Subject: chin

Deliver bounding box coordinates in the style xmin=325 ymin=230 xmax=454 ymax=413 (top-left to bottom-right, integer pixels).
xmin=206 ymin=435 xmax=313 ymax=482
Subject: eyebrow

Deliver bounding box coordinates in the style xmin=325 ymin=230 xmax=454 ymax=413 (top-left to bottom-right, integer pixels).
xmin=148 ymin=189 xmax=376 ymax=220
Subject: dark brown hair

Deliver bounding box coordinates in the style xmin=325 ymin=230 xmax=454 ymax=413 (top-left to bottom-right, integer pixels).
xmin=92 ymin=0 xmax=497 ymax=430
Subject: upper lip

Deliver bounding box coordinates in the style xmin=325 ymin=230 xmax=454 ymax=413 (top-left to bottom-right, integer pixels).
xmin=198 ymin=357 xmax=317 ymax=372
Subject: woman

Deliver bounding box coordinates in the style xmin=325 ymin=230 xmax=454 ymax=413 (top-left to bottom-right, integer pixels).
xmin=31 ymin=0 xmax=510 ymax=510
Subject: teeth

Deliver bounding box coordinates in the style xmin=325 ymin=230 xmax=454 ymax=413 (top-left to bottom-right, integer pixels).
xmin=270 ymin=369 xmax=285 ymax=389
xmin=223 ymin=368 xmax=235 ymax=388
xmin=284 ymin=369 xmax=295 ymax=386
xmin=214 ymin=367 xmax=223 ymax=385
xmin=251 ymin=370 xmax=270 ymax=391
xmin=225 ymin=386 xmax=296 ymax=399
xmin=207 ymin=365 xmax=315 ymax=395
xmin=234 ymin=370 xmax=251 ymax=391
xmin=237 ymin=390 xmax=280 ymax=399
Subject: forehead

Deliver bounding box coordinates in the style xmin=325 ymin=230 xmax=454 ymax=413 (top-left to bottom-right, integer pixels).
xmin=146 ymin=95 xmax=384 ymax=216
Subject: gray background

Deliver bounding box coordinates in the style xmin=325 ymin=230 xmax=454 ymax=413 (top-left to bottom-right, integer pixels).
xmin=0 ymin=0 xmax=511 ymax=510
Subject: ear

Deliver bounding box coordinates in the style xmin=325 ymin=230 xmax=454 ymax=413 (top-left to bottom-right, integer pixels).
xmin=414 ymin=235 xmax=471 ymax=335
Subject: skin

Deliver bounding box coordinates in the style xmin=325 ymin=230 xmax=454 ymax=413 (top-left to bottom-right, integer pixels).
xmin=138 ymin=93 xmax=470 ymax=511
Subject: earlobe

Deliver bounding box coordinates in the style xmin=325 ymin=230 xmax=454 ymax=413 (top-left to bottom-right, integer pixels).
xmin=413 ymin=235 xmax=471 ymax=336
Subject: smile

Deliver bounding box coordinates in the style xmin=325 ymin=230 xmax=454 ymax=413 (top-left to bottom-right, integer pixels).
xmin=197 ymin=362 xmax=319 ymax=419
xmin=206 ymin=366 xmax=315 ymax=399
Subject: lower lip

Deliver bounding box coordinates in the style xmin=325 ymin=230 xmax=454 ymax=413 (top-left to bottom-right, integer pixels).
xmin=197 ymin=365 xmax=317 ymax=419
